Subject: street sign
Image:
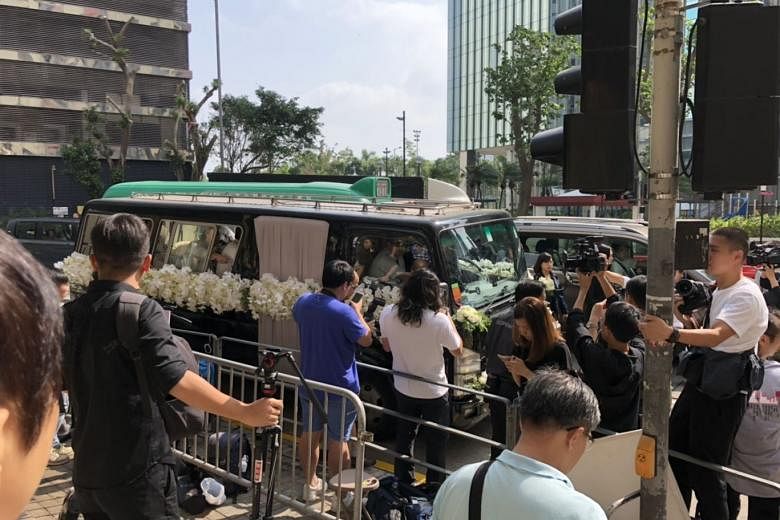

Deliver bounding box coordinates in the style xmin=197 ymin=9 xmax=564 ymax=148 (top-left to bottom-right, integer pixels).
xmin=52 ymin=206 xmax=68 ymax=217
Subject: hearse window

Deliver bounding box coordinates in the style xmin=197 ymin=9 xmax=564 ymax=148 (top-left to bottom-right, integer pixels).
xmin=441 ymin=220 xmax=520 ymax=308
xmin=13 ymin=221 xmax=36 ymax=240
xmin=78 ymin=213 xmax=152 ymax=255
xmin=153 ymin=220 xmax=243 ymax=275
xmin=39 ymin=222 xmax=74 ymax=242
xmin=349 ymin=232 xmax=432 ymax=286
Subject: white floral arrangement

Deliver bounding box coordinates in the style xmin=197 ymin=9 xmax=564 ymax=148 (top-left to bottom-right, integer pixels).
xmin=55 ymin=252 xmax=400 ymax=322
xmin=457 ymin=258 xmax=515 ymax=279
xmin=453 ymin=304 xmax=491 ymax=333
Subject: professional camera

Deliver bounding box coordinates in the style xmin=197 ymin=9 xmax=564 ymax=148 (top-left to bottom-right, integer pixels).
xmin=747 ymin=241 xmax=780 ymax=267
xmin=564 ymin=236 xmax=607 ymax=273
xmin=675 ymin=279 xmax=712 ymax=315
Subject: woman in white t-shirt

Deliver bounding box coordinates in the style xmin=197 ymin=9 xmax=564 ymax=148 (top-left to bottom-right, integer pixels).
xmin=379 ymin=269 xmax=463 ymax=485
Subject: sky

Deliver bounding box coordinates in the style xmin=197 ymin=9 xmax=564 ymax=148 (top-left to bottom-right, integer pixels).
xmin=187 ymin=0 xmax=448 ymax=162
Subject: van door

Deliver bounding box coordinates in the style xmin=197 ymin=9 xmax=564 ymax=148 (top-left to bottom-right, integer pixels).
xmin=253 ymin=216 xmax=329 ymax=350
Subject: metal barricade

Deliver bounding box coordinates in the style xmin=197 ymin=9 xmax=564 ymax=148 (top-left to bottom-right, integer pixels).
xmin=171 ymin=351 xmax=370 ymax=520
xmin=355 ymin=361 xmax=518 ymax=479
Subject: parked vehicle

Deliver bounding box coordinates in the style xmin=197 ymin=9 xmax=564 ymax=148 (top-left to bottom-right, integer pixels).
xmin=515 ymin=216 xmax=713 ymax=309
xmin=6 ymin=217 xmax=79 ymax=268
xmin=73 ymin=177 xmax=525 ymax=435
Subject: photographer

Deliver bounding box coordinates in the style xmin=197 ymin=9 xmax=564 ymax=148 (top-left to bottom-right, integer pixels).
xmin=379 ymin=269 xmax=462 ymax=485
xmin=580 ymin=243 xmax=630 ymax=316
xmin=484 ymin=280 xmax=546 ymax=459
xmin=758 ymin=265 xmax=780 ymax=310
xmin=567 ymin=271 xmax=645 ymax=433
xmin=641 ymin=227 xmax=769 ymax=520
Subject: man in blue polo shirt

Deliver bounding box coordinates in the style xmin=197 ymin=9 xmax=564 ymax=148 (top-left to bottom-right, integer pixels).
xmin=433 ymin=370 xmax=607 ymax=520
xmin=293 ymin=260 xmax=373 ymax=502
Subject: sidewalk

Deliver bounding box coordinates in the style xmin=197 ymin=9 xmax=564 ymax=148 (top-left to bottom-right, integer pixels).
xmin=22 ymin=457 xmax=328 ymax=520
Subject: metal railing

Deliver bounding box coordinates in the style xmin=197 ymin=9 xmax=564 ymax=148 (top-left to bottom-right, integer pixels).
xmin=170 ymin=345 xmax=370 ymax=520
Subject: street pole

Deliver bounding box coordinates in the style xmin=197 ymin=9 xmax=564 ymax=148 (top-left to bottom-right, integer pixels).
xmin=214 ymin=0 xmax=225 ymax=172
xmin=413 ymin=129 xmax=421 ymax=177
xmin=641 ymin=1 xmax=684 ymax=519
xmin=382 ymin=147 xmax=391 ymax=176
xmin=397 ymin=111 xmax=406 ymax=177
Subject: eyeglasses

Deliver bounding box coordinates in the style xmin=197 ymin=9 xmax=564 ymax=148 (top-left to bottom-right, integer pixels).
xmin=566 ymin=425 xmax=594 ymax=447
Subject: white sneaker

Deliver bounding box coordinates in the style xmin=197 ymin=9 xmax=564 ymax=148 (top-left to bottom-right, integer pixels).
xmin=48 ymin=446 xmax=73 ymax=466
xmin=302 ymin=477 xmax=327 ymax=502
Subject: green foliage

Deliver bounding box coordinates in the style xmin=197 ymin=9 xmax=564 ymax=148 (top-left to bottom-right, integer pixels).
xmin=164 ymin=80 xmax=219 ymax=181
xmin=429 ymin=154 xmax=462 ymax=186
xmin=61 ymin=137 xmax=104 ymax=199
xmin=710 ymin=216 xmax=780 ymax=238
xmin=213 ymin=87 xmax=323 ymax=173
xmin=484 ymin=26 xmax=579 ymax=215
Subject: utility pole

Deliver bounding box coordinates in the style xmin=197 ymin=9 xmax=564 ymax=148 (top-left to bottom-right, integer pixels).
xmin=641 ymin=1 xmax=684 ymax=518
xmin=214 ymin=0 xmax=225 ymax=172
xmin=382 ymin=147 xmax=391 ymax=176
xmin=413 ymin=129 xmax=421 ymax=177
xmin=396 ymin=110 xmax=406 ymax=177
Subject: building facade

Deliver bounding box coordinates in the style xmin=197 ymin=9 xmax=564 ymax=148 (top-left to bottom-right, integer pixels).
xmin=0 ymin=0 xmax=190 ymax=216
xmin=446 ymin=0 xmax=580 ymax=158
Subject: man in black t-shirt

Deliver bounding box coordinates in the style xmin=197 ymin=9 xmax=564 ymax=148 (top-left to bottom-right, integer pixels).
xmin=64 ymin=214 xmax=283 ymax=520
xmin=567 ymin=271 xmax=645 ymax=433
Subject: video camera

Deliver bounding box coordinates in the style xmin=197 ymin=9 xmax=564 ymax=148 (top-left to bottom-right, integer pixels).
xmin=564 ymin=236 xmax=608 ymax=273
xmin=747 ymin=241 xmax=780 ymax=267
xmin=675 ymin=279 xmax=712 ymax=315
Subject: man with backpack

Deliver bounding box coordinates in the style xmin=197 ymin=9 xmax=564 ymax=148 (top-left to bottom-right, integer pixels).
xmin=63 ymin=213 xmax=282 ymax=519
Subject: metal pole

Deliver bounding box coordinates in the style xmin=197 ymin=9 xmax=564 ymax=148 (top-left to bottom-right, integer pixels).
xmin=397 ymin=111 xmax=406 ymax=177
xmin=214 ymin=0 xmax=225 ymax=172
xmin=641 ymin=1 xmax=684 ymax=519
xmin=382 ymin=147 xmax=391 ymax=176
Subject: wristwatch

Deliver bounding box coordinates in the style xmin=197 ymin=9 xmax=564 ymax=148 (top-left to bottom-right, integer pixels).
xmin=666 ymin=327 xmax=681 ymax=344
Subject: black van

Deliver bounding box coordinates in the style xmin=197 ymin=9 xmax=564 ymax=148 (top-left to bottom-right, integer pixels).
xmin=6 ymin=217 xmax=80 ymax=268
xmin=75 ymin=193 xmax=525 ymax=433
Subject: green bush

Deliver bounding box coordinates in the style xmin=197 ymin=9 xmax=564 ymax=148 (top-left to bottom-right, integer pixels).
xmin=710 ymin=215 xmax=780 ymax=238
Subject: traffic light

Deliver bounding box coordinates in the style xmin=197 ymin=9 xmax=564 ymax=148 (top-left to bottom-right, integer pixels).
xmin=531 ymin=0 xmax=638 ymax=194
xmin=691 ymin=3 xmax=780 ymax=194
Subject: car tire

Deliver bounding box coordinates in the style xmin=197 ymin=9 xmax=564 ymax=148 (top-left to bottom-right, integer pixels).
xmin=358 ymin=371 xmax=396 ymax=441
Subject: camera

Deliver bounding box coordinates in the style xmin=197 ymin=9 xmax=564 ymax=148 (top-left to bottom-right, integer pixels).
xmin=564 ymin=236 xmax=608 ymax=273
xmin=675 ymin=279 xmax=712 ymax=315
xmin=747 ymin=241 xmax=780 ymax=267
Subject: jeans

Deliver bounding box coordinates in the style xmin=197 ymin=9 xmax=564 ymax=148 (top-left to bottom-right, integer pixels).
xmin=394 ymin=391 xmax=449 ymax=485
xmin=727 ymin=486 xmax=780 ymax=520
xmin=669 ymin=383 xmax=748 ymax=520
xmin=77 ymin=463 xmax=179 ymax=520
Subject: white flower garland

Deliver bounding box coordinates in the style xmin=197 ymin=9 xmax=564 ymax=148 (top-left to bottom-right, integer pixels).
xmin=56 ymin=252 xmax=485 ymax=325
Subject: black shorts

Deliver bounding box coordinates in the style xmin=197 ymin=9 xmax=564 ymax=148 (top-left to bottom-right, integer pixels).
xmin=76 ymin=463 xmax=179 ymax=520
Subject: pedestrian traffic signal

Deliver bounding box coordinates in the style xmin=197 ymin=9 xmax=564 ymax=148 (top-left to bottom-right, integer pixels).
xmin=691 ymin=3 xmax=780 ymax=193
xmin=530 ymin=0 xmax=638 ymax=194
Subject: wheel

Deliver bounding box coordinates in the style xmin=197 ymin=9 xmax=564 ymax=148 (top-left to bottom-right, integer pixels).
xmin=359 ymin=371 xmax=396 ymax=441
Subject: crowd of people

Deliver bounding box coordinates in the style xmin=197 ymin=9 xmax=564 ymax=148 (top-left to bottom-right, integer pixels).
xmin=2 ymin=219 xmax=779 ymax=520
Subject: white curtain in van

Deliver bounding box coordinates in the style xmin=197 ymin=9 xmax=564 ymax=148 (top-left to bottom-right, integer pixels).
xmin=253 ymin=216 xmax=329 ymax=350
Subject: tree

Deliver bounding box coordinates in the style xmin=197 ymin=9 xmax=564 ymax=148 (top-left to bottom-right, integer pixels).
xmin=83 ymin=17 xmax=137 ymax=184
xmin=213 ymin=87 xmax=323 ymax=173
xmin=61 ymin=108 xmax=115 ymax=198
xmin=484 ymin=26 xmax=578 ymax=216
xmin=164 ymin=80 xmax=220 ymax=181
xmin=429 ymin=154 xmax=461 ymax=186
xmin=466 ymin=161 xmax=500 ymax=202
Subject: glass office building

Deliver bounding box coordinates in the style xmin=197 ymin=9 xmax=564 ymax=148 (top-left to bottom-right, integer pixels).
xmin=447 ymin=0 xmax=581 ymax=155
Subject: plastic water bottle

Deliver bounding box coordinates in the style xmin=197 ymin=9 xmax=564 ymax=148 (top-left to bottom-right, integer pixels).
xmin=240 ymin=454 xmax=248 ymax=475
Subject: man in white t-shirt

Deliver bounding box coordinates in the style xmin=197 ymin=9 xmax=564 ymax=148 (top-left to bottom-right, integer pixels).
xmin=379 ymin=269 xmax=463 ymax=485
xmin=641 ymin=227 xmax=769 ymax=520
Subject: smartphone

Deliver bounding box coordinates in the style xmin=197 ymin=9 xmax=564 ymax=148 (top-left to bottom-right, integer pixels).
xmin=351 ymin=292 xmax=364 ymax=304
xmin=498 ymin=354 xmax=514 ymax=362
xmin=439 ymin=282 xmax=451 ymax=307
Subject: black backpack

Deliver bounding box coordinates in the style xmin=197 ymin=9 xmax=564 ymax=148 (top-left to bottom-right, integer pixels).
xmin=365 ymin=476 xmax=435 ymax=520
xmin=116 ymin=292 xmax=205 ymax=441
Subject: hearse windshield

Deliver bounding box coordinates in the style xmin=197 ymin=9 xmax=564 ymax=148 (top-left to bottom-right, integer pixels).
xmin=440 ymin=219 xmax=523 ymax=309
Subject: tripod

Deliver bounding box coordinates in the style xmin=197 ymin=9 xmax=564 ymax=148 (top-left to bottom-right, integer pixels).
xmin=250 ymin=351 xmax=326 ymax=520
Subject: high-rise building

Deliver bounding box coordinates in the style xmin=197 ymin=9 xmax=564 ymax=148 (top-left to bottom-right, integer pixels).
xmin=447 ymin=0 xmax=580 ymax=161
xmin=0 ymin=0 xmax=190 ymax=216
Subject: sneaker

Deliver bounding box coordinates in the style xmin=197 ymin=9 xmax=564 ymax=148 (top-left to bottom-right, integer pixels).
xmin=302 ymin=477 xmax=327 ymax=502
xmin=48 ymin=447 xmax=73 ymax=466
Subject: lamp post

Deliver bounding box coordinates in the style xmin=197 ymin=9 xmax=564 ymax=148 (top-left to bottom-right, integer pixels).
xmin=412 ymin=129 xmax=421 ymax=177
xmin=382 ymin=147 xmax=391 ymax=176
xmin=396 ymin=111 xmax=406 ymax=177
xmin=214 ymin=0 xmax=225 ymax=172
